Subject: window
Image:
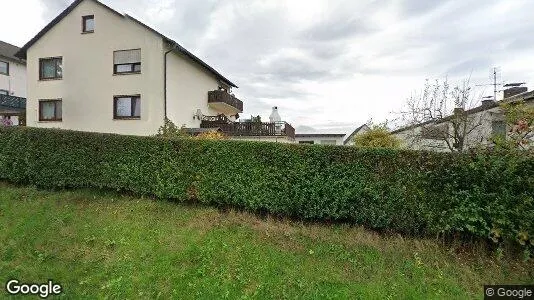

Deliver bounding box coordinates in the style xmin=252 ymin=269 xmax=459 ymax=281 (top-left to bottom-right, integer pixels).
xmin=114 ymin=95 xmax=140 ymax=119
xmin=39 ymin=100 xmax=62 ymax=121
xmin=492 ymin=120 xmax=506 ymax=138
xmin=421 ymin=123 xmax=448 ymax=140
xmin=0 ymin=89 xmax=8 ymax=95
xmin=82 ymin=15 xmax=95 ymax=33
xmin=39 ymin=57 xmax=62 ymax=80
xmin=113 ymin=49 xmax=141 ymax=74
xmin=299 ymin=141 xmax=314 ymax=144
xmin=0 ymin=61 xmax=8 ymax=75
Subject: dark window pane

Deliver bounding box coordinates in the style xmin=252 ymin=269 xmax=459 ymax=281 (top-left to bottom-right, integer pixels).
xmin=0 ymin=61 xmax=8 ymax=75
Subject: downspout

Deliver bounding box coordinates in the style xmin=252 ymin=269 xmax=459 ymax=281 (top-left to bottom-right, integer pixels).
xmin=163 ymin=45 xmax=176 ymax=120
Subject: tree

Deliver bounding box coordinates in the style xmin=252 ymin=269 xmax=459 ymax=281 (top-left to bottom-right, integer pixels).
xmin=353 ymin=124 xmax=401 ymax=149
xmin=397 ymin=78 xmax=485 ymax=152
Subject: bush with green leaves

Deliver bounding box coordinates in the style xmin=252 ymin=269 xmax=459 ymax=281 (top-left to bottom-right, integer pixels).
xmin=0 ymin=127 xmax=532 ymax=251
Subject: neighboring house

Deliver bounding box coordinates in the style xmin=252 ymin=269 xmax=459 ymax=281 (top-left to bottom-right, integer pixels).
xmin=343 ymin=124 xmax=370 ymax=146
xmin=391 ymin=88 xmax=534 ymax=151
xmin=0 ymin=41 xmax=26 ymax=97
xmin=15 ymin=0 xmax=243 ymax=136
xmin=0 ymin=41 xmax=26 ymax=125
xmin=295 ymin=133 xmax=346 ymax=145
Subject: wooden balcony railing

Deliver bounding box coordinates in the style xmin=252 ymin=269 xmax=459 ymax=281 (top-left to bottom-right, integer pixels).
xmin=208 ymin=90 xmax=243 ymax=112
xmin=201 ymin=116 xmax=295 ymax=140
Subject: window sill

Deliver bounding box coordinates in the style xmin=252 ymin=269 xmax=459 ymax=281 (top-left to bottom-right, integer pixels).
xmin=38 ymin=120 xmax=62 ymax=123
xmin=113 ymin=118 xmax=141 ymax=120
xmin=113 ymin=72 xmax=141 ymax=76
xmin=39 ymin=78 xmax=63 ymax=81
xmin=0 ymin=73 xmax=8 ymax=76
xmin=81 ymin=31 xmax=94 ymax=34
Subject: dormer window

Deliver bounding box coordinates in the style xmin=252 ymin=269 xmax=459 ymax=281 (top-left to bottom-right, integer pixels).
xmin=82 ymin=15 xmax=94 ymax=33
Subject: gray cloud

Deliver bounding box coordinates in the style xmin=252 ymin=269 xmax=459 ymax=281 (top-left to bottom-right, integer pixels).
xmin=30 ymin=0 xmax=534 ymax=128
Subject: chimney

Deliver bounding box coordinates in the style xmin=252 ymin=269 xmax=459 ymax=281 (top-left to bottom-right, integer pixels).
xmin=503 ymin=83 xmax=527 ymax=99
xmin=481 ymin=99 xmax=496 ymax=108
xmin=269 ymin=106 xmax=281 ymax=123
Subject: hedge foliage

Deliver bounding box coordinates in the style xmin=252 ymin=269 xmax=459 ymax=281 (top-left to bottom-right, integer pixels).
xmin=0 ymin=127 xmax=532 ymax=248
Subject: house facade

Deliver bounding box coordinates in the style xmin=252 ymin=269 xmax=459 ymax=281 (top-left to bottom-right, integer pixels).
xmin=0 ymin=41 xmax=26 ymax=125
xmin=392 ymin=89 xmax=534 ymax=151
xmin=16 ymin=0 xmax=242 ymax=136
xmin=295 ymin=133 xmax=346 ymax=145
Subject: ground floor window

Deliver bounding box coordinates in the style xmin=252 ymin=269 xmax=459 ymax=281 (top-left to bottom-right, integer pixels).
xmin=39 ymin=99 xmax=62 ymax=121
xmin=299 ymin=141 xmax=314 ymax=144
xmin=114 ymin=95 xmax=140 ymax=119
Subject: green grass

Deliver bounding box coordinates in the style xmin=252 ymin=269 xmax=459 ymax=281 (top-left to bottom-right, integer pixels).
xmin=0 ymin=183 xmax=532 ymax=299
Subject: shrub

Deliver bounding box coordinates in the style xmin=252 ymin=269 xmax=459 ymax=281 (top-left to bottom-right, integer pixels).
xmin=0 ymin=127 xmax=532 ymax=249
xmin=353 ymin=124 xmax=401 ymax=149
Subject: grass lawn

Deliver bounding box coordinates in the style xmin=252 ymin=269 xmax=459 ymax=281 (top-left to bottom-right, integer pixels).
xmin=0 ymin=182 xmax=532 ymax=299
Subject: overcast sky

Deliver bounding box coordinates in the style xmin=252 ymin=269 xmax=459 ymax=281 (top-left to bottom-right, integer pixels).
xmin=2 ymin=0 xmax=534 ymax=134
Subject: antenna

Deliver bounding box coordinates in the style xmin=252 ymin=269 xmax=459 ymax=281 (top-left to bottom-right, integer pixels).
xmin=476 ymin=67 xmax=503 ymax=100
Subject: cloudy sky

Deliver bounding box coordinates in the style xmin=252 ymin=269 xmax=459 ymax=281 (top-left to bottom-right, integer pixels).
xmin=2 ymin=0 xmax=534 ymax=134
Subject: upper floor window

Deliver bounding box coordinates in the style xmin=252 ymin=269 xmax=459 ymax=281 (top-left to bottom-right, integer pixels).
xmin=82 ymin=15 xmax=95 ymax=33
xmin=39 ymin=57 xmax=62 ymax=80
xmin=0 ymin=61 xmax=8 ymax=75
xmin=39 ymin=99 xmax=62 ymax=121
xmin=114 ymin=95 xmax=140 ymax=119
xmin=113 ymin=49 xmax=141 ymax=74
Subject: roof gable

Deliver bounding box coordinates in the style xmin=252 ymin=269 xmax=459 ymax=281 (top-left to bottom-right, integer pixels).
xmin=15 ymin=0 xmax=237 ymax=88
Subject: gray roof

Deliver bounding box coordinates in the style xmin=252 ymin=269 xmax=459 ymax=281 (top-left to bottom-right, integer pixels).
xmin=0 ymin=40 xmax=24 ymax=62
xmin=391 ymin=90 xmax=534 ymax=134
xmin=343 ymin=124 xmax=370 ymax=145
xmin=15 ymin=0 xmax=237 ymax=87
xmin=295 ymin=133 xmax=346 ymax=138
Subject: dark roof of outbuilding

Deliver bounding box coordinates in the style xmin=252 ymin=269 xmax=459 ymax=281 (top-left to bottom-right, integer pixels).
xmin=14 ymin=0 xmax=237 ymax=88
xmin=0 ymin=40 xmax=24 ymax=62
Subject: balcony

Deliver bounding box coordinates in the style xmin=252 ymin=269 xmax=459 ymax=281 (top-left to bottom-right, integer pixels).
xmin=201 ymin=115 xmax=295 ymax=140
xmin=208 ymin=90 xmax=243 ymax=115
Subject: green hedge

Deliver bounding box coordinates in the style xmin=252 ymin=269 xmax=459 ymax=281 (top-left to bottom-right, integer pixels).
xmin=0 ymin=127 xmax=532 ymax=247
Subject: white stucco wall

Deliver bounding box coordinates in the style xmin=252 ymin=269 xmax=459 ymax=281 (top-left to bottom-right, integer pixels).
xmin=0 ymin=58 xmax=26 ymax=97
xmin=295 ymin=136 xmax=345 ymax=145
xmin=27 ymin=0 xmax=165 ymax=135
xmin=26 ymin=0 xmax=239 ymax=136
xmin=393 ymin=103 xmax=534 ymax=151
xmin=166 ymin=51 xmax=236 ymax=129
